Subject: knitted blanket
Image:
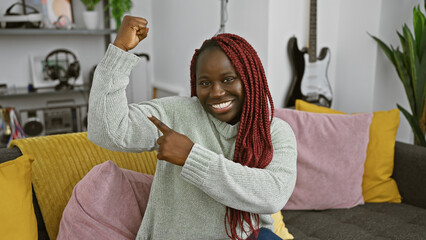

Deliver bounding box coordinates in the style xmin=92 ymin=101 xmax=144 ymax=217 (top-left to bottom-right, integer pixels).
xmin=10 ymin=132 xmax=157 ymax=240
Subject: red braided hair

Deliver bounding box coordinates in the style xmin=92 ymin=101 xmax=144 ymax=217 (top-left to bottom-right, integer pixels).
xmin=190 ymin=33 xmax=274 ymax=239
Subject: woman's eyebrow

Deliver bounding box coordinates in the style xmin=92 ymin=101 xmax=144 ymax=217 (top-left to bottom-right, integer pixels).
xmin=196 ymin=75 xmax=208 ymax=81
xmin=220 ymin=71 xmax=237 ymax=76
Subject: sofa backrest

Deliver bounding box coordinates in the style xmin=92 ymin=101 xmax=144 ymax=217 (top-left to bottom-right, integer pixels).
xmin=393 ymin=141 xmax=426 ymax=209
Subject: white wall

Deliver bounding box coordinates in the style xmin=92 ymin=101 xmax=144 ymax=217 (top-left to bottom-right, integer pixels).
xmin=2 ymin=0 xmax=422 ymax=143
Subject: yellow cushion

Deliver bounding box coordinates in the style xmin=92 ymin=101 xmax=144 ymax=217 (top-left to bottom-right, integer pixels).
xmin=10 ymin=132 xmax=158 ymax=240
xmin=0 ymin=155 xmax=37 ymax=240
xmin=295 ymin=100 xmax=402 ymax=203
xmin=272 ymin=211 xmax=294 ymax=239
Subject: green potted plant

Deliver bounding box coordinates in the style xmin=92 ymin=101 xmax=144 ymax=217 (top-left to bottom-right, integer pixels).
xmin=81 ymin=0 xmax=101 ymax=29
xmin=370 ymin=1 xmax=426 ymax=147
xmin=106 ymin=0 xmax=132 ymax=30
xmin=81 ymin=0 xmax=101 ymax=11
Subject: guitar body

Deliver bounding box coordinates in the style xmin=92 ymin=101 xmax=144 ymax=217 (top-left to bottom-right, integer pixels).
xmin=284 ymin=36 xmax=307 ymax=108
xmin=284 ymin=0 xmax=333 ymax=108
xmin=300 ymin=47 xmax=332 ymax=107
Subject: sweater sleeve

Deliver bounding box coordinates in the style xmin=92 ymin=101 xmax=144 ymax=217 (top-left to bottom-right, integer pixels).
xmin=87 ymin=44 xmax=165 ymax=153
xmin=180 ymin=118 xmax=297 ymax=214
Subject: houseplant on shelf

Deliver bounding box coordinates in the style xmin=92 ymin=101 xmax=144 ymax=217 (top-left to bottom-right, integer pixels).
xmin=370 ymin=1 xmax=426 ymax=147
xmin=81 ymin=0 xmax=101 ymax=29
xmin=105 ymin=0 xmax=132 ymax=30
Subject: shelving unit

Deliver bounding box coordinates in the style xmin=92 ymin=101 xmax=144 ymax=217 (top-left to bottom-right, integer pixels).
xmin=0 ymin=28 xmax=115 ymax=50
xmin=0 ymin=29 xmax=114 ymax=35
xmin=0 ymin=0 xmax=114 ymax=139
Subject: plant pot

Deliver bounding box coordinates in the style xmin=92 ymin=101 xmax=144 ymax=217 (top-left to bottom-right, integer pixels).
xmin=83 ymin=11 xmax=99 ymax=30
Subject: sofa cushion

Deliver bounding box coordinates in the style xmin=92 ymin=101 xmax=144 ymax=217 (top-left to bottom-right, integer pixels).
xmin=296 ymin=100 xmax=402 ymax=203
xmin=57 ymin=160 xmax=153 ymax=240
xmin=9 ymin=132 xmax=158 ymax=240
xmin=275 ymin=109 xmax=372 ymax=210
xmin=0 ymin=155 xmax=37 ymax=240
xmin=282 ymin=203 xmax=426 ymax=239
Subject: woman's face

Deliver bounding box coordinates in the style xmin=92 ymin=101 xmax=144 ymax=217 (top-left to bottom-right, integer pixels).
xmin=195 ymin=47 xmax=244 ymax=125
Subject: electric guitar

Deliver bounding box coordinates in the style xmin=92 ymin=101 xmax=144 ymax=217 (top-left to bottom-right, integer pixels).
xmin=284 ymin=0 xmax=333 ymax=108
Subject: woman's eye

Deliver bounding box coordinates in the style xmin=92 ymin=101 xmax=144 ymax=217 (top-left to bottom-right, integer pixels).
xmin=224 ymin=77 xmax=235 ymax=83
xmin=199 ymin=81 xmax=210 ymax=86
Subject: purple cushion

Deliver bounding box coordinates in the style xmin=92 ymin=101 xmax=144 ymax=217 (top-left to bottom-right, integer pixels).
xmin=275 ymin=109 xmax=373 ymax=210
xmin=57 ymin=161 xmax=153 ymax=240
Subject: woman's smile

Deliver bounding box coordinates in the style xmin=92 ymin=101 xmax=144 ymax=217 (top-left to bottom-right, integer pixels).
xmin=210 ymin=100 xmax=233 ymax=113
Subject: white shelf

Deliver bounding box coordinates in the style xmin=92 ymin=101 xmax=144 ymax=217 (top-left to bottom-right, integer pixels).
xmin=0 ymin=28 xmax=115 ymax=35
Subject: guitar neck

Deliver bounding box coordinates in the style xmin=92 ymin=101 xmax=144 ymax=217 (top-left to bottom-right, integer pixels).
xmin=308 ymin=0 xmax=317 ymax=62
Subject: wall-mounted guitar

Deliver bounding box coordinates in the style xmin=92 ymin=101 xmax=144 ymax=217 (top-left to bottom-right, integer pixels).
xmin=284 ymin=0 xmax=333 ymax=108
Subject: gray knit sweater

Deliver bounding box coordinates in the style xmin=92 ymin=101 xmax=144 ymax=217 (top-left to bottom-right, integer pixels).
xmin=87 ymin=44 xmax=297 ymax=240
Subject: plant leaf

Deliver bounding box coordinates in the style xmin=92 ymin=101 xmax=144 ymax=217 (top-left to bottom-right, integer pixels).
xmin=419 ymin=47 xmax=426 ymax=118
xmin=421 ymin=23 xmax=426 ymax=61
xmin=394 ymin=50 xmax=416 ymax=114
xmin=397 ymin=104 xmax=426 ymax=146
xmin=403 ymin=25 xmax=420 ymax=118
xmin=369 ymin=33 xmax=396 ymax=66
xmin=397 ymin=32 xmax=410 ymax=70
xmin=398 ymin=31 xmax=407 ymax=56
xmin=413 ymin=5 xmax=425 ymax=56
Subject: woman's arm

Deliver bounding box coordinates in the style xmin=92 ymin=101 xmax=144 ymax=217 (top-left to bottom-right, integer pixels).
xmin=88 ymin=16 xmax=162 ymax=152
xmin=180 ymin=118 xmax=297 ymax=214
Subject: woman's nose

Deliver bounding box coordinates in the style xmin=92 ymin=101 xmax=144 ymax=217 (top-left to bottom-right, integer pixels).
xmin=210 ymin=83 xmax=225 ymax=98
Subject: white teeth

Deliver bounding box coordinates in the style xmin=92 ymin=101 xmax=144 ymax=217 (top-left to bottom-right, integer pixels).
xmin=212 ymin=101 xmax=231 ymax=109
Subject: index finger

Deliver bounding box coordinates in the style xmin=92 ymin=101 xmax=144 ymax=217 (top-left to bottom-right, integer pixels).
xmin=148 ymin=116 xmax=172 ymax=134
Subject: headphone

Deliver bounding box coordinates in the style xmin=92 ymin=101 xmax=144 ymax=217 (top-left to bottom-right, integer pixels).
xmin=44 ymin=49 xmax=80 ymax=81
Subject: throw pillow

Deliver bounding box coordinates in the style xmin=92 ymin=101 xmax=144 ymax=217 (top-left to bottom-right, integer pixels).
xmin=0 ymin=155 xmax=37 ymax=240
xmin=272 ymin=211 xmax=294 ymax=239
xmin=57 ymin=161 xmax=294 ymax=239
xmin=296 ymin=99 xmax=402 ymax=203
xmin=57 ymin=160 xmax=154 ymax=240
xmin=275 ymin=109 xmax=373 ymax=210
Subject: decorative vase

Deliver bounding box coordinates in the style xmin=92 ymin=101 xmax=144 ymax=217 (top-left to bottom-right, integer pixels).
xmin=83 ymin=11 xmax=99 ymax=30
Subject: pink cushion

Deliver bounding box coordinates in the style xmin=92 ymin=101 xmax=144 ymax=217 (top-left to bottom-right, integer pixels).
xmin=275 ymin=109 xmax=373 ymax=210
xmin=57 ymin=161 xmax=153 ymax=240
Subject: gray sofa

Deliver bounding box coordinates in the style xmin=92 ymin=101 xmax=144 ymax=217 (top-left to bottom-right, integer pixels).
xmin=282 ymin=141 xmax=426 ymax=240
xmin=1 ymin=140 xmax=426 ymax=239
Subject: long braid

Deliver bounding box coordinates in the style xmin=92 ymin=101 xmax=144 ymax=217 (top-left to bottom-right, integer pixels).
xmin=190 ymin=33 xmax=274 ymax=240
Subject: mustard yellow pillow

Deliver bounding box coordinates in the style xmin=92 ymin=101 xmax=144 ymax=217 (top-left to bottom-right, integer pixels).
xmin=295 ymin=100 xmax=402 ymax=203
xmin=0 ymin=155 xmax=38 ymax=240
xmin=272 ymin=211 xmax=294 ymax=239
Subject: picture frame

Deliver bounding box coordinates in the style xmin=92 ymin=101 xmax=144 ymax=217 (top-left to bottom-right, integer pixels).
xmin=29 ymin=54 xmax=83 ymax=89
xmin=45 ymin=0 xmax=74 ymax=27
xmin=28 ymin=0 xmax=74 ymax=27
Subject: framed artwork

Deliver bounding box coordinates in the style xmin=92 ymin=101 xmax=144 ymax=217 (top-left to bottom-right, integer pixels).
xmin=25 ymin=0 xmax=73 ymax=27
xmin=29 ymin=54 xmax=83 ymax=89
xmin=47 ymin=0 xmax=73 ymax=26
xmin=49 ymin=0 xmax=73 ymax=24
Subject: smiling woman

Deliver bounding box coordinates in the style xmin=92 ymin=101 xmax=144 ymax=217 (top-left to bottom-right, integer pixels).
xmin=195 ymin=46 xmax=244 ymax=125
xmin=86 ymin=15 xmax=297 ymax=240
